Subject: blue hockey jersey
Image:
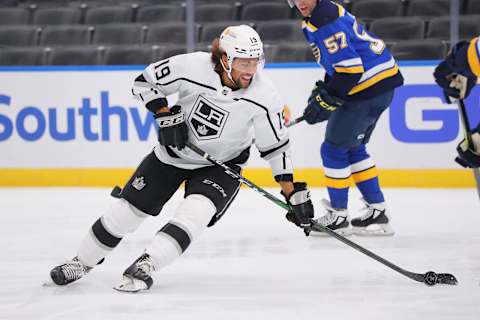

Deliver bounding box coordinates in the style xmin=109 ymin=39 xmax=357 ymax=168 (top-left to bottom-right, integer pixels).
xmin=302 ymin=0 xmax=403 ymax=100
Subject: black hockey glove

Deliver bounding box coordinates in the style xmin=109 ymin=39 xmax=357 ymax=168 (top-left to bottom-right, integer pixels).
xmin=303 ymin=80 xmax=345 ymax=124
xmin=154 ymin=105 xmax=188 ymax=150
xmin=282 ymin=182 xmax=314 ymax=228
xmin=433 ymin=41 xmax=477 ymax=100
xmin=455 ymin=136 xmax=480 ymax=168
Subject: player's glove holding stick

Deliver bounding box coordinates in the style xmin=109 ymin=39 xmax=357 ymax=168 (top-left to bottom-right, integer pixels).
xmin=433 ymin=41 xmax=477 ymax=100
xmin=303 ymin=80 xmax=345 ymax=124
xmin=282 ymin=182 xmax=314 ymax=230
xmin=154 ymin=105 xmax=188 ymax=150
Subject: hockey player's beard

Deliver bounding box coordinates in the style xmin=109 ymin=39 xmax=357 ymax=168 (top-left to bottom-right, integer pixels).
xmin=228 ymin=76 xmax=241 ymax=90
xmin=232 ymin=72 xmax=253 ymax=89
xmin=219 ymin=58 xmax=254 ymax=89
xmin=221 ymin=71 xmax=252 ymax=90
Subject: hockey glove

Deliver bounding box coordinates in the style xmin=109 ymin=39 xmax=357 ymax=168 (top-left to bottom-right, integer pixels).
xmin=282 ymin=182 xmax=314 ymax=228
xmin=456 ymin=135 xmax=480 ymax=168
xmin=303 ymin=80 xmax=345 ymax=124
xmin=433 ymin=41 xmax=477 ymax=100
xmin=155 ymin=105 xmax=188 ymax=150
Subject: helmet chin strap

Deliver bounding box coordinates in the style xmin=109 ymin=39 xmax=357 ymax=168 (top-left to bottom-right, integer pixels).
xmin=220 ymin=58 xmax=240 ymax=89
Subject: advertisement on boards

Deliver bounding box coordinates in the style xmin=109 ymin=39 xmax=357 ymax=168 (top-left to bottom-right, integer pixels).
xmin=0 ymin=63 xmax=478 ymax=186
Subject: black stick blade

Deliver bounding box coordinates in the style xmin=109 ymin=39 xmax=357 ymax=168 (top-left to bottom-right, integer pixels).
xmin=436 ymin=273 xmax=458 ymax=285
xmin=424 ymin=271 xmax=458 ymax=286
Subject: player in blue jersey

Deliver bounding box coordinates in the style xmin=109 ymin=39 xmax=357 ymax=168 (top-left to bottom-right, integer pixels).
xmin=434 ymin=37 xmax=480 ymax=168
xmin=286 ymin=0 xmax=404 ymax=236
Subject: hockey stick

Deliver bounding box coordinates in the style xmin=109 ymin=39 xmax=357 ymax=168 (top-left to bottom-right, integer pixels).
xmin=457 ymin=99 xmax=480 ymax=199
xmin=184 ymin=141 xmax=457 ymax=286
xmin=286 ymin=115 xmax=305 ymax=128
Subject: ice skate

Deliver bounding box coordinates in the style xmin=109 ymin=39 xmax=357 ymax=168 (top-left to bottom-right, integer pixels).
xmin=310 ymin=199 xmax=352 ymax=236
xmin=351 ymin=199 xmax=394 ymax=236
xmin=114 ymin=253 xmax=156 ymax=293
xmin=49 ymin=257 xmax=92 ymax=286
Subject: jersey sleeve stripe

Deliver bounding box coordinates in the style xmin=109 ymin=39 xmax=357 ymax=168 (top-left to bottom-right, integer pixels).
xmin=334 ymin=58 xmax=365 ymax=73
xmin=349 ymin=63 xmax=399 ymax=95
xmin=333 ymin=58 xmax=363 ymax=67
xmin=335 ymin=65 xmax=365 ymax=73
xmin=259 ymin=139 xmax=290 ymax=160
xmin=467 ymin=37 xmax=480 ymax=77
xmin=357 ymin=57 xmax=395 ymax=82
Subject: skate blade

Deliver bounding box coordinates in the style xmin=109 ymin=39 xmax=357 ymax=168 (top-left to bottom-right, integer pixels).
xmin=352 ymin=225 xmax=395 ymax=237
xmin=309 ymin=227 xmax=353 ymax=237
xmin=113 ymin=276 xmax=148 ymax=293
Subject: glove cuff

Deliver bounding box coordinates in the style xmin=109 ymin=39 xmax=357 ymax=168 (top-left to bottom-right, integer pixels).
xmin=146 ymin=98 xmax=168 ymax=113
xmin=155 ymin=107 xmax=185 ymax=128
xmin=293 ymin=182 xmax=307 ymax=190
xmin=286 ymin=182 xmax=310 ymax=205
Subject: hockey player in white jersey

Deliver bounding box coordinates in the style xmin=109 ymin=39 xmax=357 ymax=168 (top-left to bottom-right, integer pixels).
xmin=48 ymin=25 xmax=315 ymax=292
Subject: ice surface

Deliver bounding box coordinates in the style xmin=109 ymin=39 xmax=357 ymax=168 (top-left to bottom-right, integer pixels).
xmin=0 ymin=187 xmax=479 ymax=320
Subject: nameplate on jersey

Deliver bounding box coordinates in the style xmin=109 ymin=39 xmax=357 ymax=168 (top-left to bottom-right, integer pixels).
xmin=188 ymin=96 xmax=229 ymax=141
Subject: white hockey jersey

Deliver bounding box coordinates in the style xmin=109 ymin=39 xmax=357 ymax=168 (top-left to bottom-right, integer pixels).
xmin=132 ymin=51 xmax=293 ymax=179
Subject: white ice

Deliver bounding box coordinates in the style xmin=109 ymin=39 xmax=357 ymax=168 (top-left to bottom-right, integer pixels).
xmin=0 ymin=187 xmax=479 ymax=320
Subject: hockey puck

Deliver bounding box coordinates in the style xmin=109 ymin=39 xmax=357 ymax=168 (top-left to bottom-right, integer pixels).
xmin=424 ymin=271 xmax=437 ymax=286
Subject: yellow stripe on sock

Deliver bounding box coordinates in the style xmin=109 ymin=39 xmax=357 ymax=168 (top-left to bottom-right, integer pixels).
xmin=352 ymin=167 xmax=378 ymax=183
xmin=324 ymin=176 xmax=352 ymax=189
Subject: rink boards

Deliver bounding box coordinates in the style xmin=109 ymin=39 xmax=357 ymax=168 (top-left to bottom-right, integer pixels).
xmin=0 ymin=61 xmax=478 ymax=187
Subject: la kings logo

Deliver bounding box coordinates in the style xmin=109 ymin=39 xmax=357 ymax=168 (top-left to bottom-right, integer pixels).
xmin=188 ymin=96 xmax=229 ymax=141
